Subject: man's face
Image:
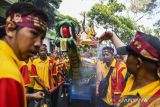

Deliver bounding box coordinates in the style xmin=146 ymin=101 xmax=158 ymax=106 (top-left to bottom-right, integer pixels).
xmin=15 ymin=27 xmax=45 ymax=60
xmin=102 ymin=49 xmax=114 ymax=63
xmin=51 ymin=52 xmax=58 ymax=58
xmin=39 ymin=49 xmax=47 ymax=59
xmin=126 ymin=54 xmax=139 ymax=74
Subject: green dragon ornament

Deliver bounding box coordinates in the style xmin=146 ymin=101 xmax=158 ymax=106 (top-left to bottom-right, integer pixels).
xmin=54 ymin=19 xmax=81 ymax=81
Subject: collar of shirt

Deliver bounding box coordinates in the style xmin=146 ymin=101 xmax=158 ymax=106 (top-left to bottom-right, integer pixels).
xmin=110 ymin=58 xmax=116 ymax=67
xmin=37 ymin=56 xmax=50 ymax=63
xmin=0 ymin=40 xmax=21 ymax=67
xmin=121 ymin=75 xmax=160 ymax=99
xmin=103 ymin=59 xmax=116 ymax=70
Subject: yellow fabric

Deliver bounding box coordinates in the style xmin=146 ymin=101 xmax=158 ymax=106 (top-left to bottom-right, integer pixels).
xmin=117 ymin=61 xmax=127 ymax=78
xmin=121 ymin=76 xmax=160 ymax=98
xmin=20 ymin=59 xmax=36 ymax=88
xmin=33 ymin=57 xmax=51 ymax=90
xmin=118 ymin=75 xmax=160 ymax=106
xmin=60 ymin=38 xmax=67 ymax=51
xmin=102 ymin=59 xmax=116 ymax=104
xmin=96 ymin=59 xmax=108 ymax=83
xmin=103 ymin=75 xmax=112 ymax=104
xmin=0 ymin=40 xmax=26 ymax=106
xmin=55 ymin=59 xmax=60 ymax=75
xmin=27 ymin=59 xmax=36 ymax=87
xmin=102 ymin=59 xmax=127 ymax=105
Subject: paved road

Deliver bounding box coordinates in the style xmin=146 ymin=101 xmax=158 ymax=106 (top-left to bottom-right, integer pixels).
xmin=58 ymin=97 xmax=96 ymax=107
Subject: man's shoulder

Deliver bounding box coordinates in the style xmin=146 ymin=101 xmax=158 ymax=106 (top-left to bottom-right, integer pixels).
xmin=115 ymin=60 xmax=127 ymax=78
xmin=0 ymin=51 xmax=23 ymax=84
xmin=115 ymin=59 xmax=126 ymax=68
xmin=33 ymin=57 xmax=40 ymax=63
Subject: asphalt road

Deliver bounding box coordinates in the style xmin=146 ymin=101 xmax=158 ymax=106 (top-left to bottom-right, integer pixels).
xmin=58 ymin=97 xmax=96 ymax=107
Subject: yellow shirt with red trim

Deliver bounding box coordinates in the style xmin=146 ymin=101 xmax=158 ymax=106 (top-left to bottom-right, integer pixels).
xmin=62 ymin=58 xmax=67 ymax=74
xmin=0 ymin=40 xmax=26 ymax=107
xmin=20 ymin=59 xmax=38 ymax=88
xmin=33 ymin=57 xmax=53 ymax=90
xmin=117 ymin=75 xmax=160 ymax=107
xmin=102 ymin=59 xmax=127 ymax=105
xmin=57 ymin=58 xmax=64 ymax=82
xmin=49 ymin=57 xmax=57 ymax=76
xmin=65 ymin=57 xmax=70 ymax=70
xmin=49 ymin=57 xmax=58 ymax=86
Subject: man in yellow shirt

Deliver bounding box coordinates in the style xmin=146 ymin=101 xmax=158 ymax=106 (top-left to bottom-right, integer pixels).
xmin=96 ymin=54 xmax=108 ymax=95
xmin=33 ymin=44 xmax=53 ymax=91
xmin=99 ymin=31 xmax=160 ymax=106
xmin=0 ymin=2 xmax=48 ymax=107
xmin=98 ymin=46 xmax=127 ymax=107
xmin=20 ymin=59 xmax=37 ymax=92
xmin=20 ymin=58 xmax=45 ymax=107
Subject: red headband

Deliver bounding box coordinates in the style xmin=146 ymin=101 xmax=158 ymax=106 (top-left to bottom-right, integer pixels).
xmin=7 ymin=13 xmax=47 ymax=32
xmin=130 ymin=32 xmax=160 ymax=62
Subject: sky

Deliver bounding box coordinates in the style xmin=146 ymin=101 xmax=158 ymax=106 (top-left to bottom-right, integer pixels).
xmin=58 ymin=0 xmax=159 ymax=36
xmin=58 ymin=0 xmax=105 ymax=36
xmin=58 ymin=0 xmax=99 ymax=21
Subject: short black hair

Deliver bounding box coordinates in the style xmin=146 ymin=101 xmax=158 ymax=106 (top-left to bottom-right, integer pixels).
xmin=0 ymin=25 xmax=6 ymax=38
xmin=102 ymin=46 xmax=114 ymax=53
xmin=6 ymin=2 xmax=49 ymax=24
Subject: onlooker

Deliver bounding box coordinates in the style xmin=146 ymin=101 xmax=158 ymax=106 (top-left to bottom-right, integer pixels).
xmin=33 ymin=44 xmax=55 ymax=106
xmin=98 ymin=46 xmax=127 ymax=106
xmin=33 ymin=45 xmax=54 ymax=92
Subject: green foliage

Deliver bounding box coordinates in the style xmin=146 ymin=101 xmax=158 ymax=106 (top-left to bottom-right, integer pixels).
xmin=58 ymin=14 xmax=79 ymax=23
xmin=0 ymin=6 xmax=7 ymax=17
xmin=130 ymin=0 xmax=158 ymax=14
xmin=153 ymin=28 xmax=160 ymax=39
xmin=137 ymin=25 xmax=160 ymax=39
xmin=87 ymin=1 xmax=137 ymax=43
xmin=129 ymin=0 xmax=160 ymax=27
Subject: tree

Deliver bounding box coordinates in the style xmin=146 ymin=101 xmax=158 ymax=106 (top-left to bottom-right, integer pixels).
xmin=130 ymin=0 xmax=157 ymax=14
xmin=153 ymin=28 xmax=160 ymax=39
xmin=137 ymin=25 xmax=160 ymax=39
xmin=87 ymin=0 xmax=137 ymax=43
xmin=129 ymin=0 xmax=160 ymax=26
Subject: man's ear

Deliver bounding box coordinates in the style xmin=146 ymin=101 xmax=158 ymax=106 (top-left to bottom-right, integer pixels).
xmin=136 ymin=57 xmax=143 ymax=69
xmin=5 ymin=21 xmax=16 ymax=38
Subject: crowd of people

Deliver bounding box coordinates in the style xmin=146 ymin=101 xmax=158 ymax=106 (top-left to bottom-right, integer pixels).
xmin=20 ymin=44 xmax=69 ymax=107
xmin=97 ymin=31 xmax=160 ymax=107
xmin=0 ymin=2 xmax=160 ymax=107
xmin=0 ymin=3 xmax=69 ymax=107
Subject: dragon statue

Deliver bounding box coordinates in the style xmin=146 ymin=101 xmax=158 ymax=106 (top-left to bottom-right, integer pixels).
xmin=54 ymin=19 xmax=81 ymax=81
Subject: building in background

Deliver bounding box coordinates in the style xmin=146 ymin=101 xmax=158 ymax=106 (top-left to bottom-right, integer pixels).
xmin=43 ymin=29 xmax=57 ymax=53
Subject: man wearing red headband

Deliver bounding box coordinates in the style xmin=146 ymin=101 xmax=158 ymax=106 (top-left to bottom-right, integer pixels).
xmin=99 ymin=31 xmax=160 ymax=106
xmin=0 ymin=3 xmax=48 ymax=107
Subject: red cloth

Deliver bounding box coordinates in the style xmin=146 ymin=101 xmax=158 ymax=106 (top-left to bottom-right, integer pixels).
xmin=49 ymin=59 xmax=57 ymax=75
xmin=20 ymin=64 xmax=38 ymax=85
xmin=20 ymin=65 xmax=29 ymax=85
xmin=0 ymin=78 xmax=25 ymax=107
xmin=30 ymin=64 xmax=38 ymax=77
